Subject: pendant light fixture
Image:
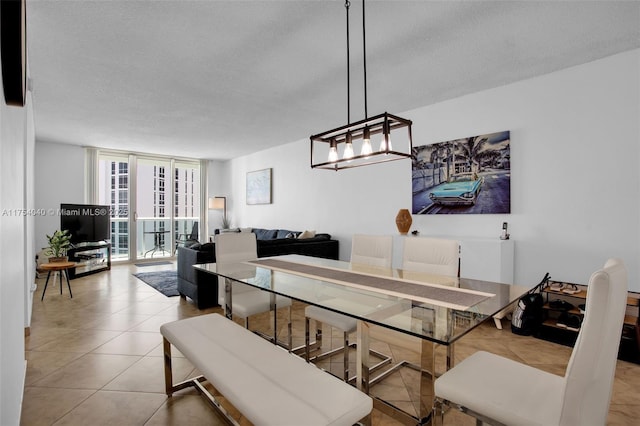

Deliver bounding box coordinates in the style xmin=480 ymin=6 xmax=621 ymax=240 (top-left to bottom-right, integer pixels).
xmin=310 ymin=0 xmax=413 ymax=171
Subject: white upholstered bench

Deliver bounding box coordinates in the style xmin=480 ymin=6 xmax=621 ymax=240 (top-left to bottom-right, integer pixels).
xmin=160 ymin=313 xmax=373 ymax=426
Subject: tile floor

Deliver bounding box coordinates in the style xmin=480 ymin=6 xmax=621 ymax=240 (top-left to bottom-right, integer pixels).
xmin=21 ymin=261 xmax=640 ymax=425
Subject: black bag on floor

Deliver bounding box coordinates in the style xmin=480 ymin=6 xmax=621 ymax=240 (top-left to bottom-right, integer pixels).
xmin=511 ymin=273 xmax=549 ymax=336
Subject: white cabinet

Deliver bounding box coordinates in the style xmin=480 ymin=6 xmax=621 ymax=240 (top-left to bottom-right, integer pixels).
xmin=458 ymin=238 xmax=514 ymax=283
xmin=393 ymin=235 xmax=514 ymax=282
xmin=458 ymin=238 xmax=516 ymax=329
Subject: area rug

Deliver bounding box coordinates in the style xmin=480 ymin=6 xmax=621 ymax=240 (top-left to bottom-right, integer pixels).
xmin=133 ymin=270 xmax=179 ymax=297
xmin=134 ymin=261 xmax=172 ymax=267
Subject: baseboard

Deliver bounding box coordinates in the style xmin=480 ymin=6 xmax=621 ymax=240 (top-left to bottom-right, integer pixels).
xmin=19 ymin=360 xmax=27 ymax=424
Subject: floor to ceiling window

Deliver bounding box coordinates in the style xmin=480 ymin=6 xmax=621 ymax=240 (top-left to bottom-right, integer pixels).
xmin=174 ymin=161 xmax=201 ymax=253
xmin=98 ymin=153 xmax=130 ymax=260
xmin=96 ymin=151 xmax=202 ymax=261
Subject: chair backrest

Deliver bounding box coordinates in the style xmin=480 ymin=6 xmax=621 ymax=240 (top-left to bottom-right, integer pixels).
xmin=215 ymin=232 xmax=257 ymax=264
xmin=189 ymin=222 xmax=199 ymax=239
xmin=401 ymin=237 xmax=459 ymax=277
xmin=560 ymin=258 xmax=628 ymax=425
xmin=215 ymin=232 xmax=258 ymax=300
xmin=351 ymin=234 xmax=393 ymax=268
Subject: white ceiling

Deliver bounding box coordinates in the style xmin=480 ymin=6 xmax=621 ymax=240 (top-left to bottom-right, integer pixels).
xmin=26 ymin=0 xmax=640 ymax=161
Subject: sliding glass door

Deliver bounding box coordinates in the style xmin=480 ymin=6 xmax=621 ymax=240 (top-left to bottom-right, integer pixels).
xmin=136 ymin=157 xmax=172 ymax=259
xmin=97 ymin=152 xmax=201 ymax=261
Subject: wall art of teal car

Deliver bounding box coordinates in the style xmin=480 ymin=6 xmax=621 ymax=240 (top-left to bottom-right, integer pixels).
xmin=429 ymin=173 xmax=483 ymax=206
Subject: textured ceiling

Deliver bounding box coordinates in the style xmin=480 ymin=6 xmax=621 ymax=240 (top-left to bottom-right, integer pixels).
xmin=26 ymin=1 xmax=640 ymax=160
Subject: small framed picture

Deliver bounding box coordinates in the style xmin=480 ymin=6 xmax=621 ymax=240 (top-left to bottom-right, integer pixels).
xmin=246 ymin=168 xmax=272 ymax=205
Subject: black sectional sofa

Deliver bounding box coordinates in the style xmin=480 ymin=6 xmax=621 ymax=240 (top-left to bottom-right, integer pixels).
xmin=177 ymin=228 xmax=339 ymax=309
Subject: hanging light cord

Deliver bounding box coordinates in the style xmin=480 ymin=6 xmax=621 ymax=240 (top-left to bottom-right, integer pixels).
xmin=345 ymin=0 xmax=369 ymax=124
xmin=362 ymin=0 xmax=368 ymax=120
xmin=345 ymin=0 xmax=351 ymax=124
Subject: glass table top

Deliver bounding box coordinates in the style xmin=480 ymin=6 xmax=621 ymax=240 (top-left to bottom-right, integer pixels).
xmin=195 ymin=254 xmax=531 ymax=345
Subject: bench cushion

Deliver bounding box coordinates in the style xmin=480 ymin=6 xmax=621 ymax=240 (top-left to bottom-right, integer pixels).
xmin=160 ymin=313 xmax=372 ymax=426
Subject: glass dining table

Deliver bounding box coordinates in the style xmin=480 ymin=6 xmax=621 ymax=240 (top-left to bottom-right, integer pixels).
xmin=194 ymin=254 xmax=531 ymax=425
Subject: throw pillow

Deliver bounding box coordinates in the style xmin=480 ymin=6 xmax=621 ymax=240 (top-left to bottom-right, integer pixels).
xmin=298 ymin=230 xmax=316 ymax=239
xmin=239 ymin=227 xmax=252 ymax=233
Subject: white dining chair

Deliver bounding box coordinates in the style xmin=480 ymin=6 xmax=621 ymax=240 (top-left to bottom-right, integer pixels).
xmin=366 ymin=236 xmax=461 ymax=385
xmin=215 ymin=232 xmax=292 ymax=348
xmin=402 ymin=236 xmax=460 ymax=277
xmin=433 ymin=258 xmax=628 ymax=426
xmin=304 ymin=234 xmax=393 ymax=381
xmin=349 ymin=234 xmax=394 ymax=267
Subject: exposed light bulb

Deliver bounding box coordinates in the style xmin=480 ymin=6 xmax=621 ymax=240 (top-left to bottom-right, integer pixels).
xmin=361 ymin=139 xmax=372 ymax=156
xmin=361 ymin=127 xmax=372 ymax=156
xmin=343 ymin=142 xmax=354 ymax=159
xmin=379 ymin=122 xmax=391 ymax=152
xmin=328 ymin=139 xmax=338 ymax=162
xmin=343 ymin=132 xmax=354 ymax=160
xmin=379 ymin=135 xmax=388 ymax=152
xmin=328 ymin=146 xmax=338 ymax=162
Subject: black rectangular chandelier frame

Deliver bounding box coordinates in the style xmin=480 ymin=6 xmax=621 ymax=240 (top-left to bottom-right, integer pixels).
xmin=310 ymin=112 xmax=413 ymax=171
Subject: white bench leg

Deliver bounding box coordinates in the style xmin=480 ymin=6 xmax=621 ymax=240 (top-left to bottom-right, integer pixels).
xmin=164 ymin=337 xmax=197 ymax=396
xmin=163 ymin=337 xmax=241 ymax=425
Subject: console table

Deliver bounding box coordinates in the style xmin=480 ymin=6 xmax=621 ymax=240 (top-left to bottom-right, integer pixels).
xmin=67 ymin=241 xmax=111 ymax=279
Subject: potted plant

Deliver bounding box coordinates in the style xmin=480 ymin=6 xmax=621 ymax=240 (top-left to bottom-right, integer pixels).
xmin=44 ymin=229 xmax=72 ymax=262
xmin=221 ymin=215 xmax=231 ymax=230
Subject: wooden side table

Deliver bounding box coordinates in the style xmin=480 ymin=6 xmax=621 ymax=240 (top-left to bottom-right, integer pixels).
xmin=40 ymin=261 xmax=76 ymax=300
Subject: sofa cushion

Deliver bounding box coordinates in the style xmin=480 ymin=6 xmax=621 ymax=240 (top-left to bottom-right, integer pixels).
xmin=188 ymin=242 xmax=215 ymax=251
xmin=276 ymin=229 xmax=297 ymax=239
xmin=199 ymin=242 xmax=215 ymax=251
xmin=253 ymin=228 xmax=278 ymax=240
xmin=258 ymin=238 xmax=293 ymax=247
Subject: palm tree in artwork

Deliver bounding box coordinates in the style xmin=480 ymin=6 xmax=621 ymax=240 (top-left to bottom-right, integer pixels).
xmin=459 ymin=136 xmax=487 ymax=174
xmin=429 ymin=147 xmax=440 ymax=185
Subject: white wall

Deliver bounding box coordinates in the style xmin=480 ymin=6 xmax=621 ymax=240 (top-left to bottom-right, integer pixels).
xmin=206 ymin=160 xmax=230 ymax=238
xmin=33 ymin=141 xmax=85 ymax=251
xmin=221 ymin=49 xmax=640 ymax=291
xmin=24 ymin=91 xmax=36 ymax=331
xmin=0 ymin=89 xmax=30 ymax=424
